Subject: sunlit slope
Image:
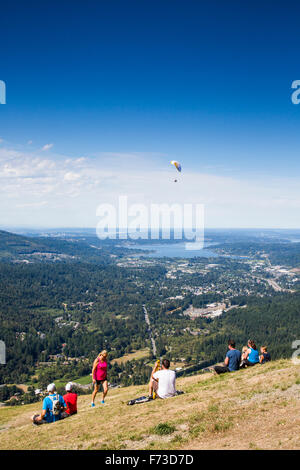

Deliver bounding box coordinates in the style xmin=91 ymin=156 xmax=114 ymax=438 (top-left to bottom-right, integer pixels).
xmin=0 ymin=359 xmax=299 ymax=450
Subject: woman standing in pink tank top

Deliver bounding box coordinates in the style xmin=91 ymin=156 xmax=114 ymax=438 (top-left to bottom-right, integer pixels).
xmin=91 ymin=350 xmax=108 ymax=407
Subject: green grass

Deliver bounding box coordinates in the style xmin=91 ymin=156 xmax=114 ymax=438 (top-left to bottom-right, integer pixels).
xmin=33 ymin=307 xmax=64 ymax=316
xmin=74 ymin=374 xmax=92 ymax=385
xmin=150 ymin=422 xmax=176 ymax=436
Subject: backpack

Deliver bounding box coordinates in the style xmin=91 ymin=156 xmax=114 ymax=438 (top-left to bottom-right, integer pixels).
xmin=49 ymin=394 xmax=62 ymax=416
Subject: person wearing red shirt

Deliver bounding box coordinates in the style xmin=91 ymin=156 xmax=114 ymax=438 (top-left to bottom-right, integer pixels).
xmin=63 ymin=382 xmax=77 ymax=416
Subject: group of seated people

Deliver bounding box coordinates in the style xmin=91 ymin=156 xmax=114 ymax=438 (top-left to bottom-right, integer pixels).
xmin=213 ymin=339 xmax=271 ymax=375
xmin=31 ymin=359 xmax=177 ymax=425
xmin=32 ymin=382 xmax=77 ymax=425
xmin=30 ymin=341 xmax=270 ymax=424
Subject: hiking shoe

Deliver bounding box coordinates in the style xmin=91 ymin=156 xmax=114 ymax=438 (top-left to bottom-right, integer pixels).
xmin=91 ymin=402 xmax=95 ymax=407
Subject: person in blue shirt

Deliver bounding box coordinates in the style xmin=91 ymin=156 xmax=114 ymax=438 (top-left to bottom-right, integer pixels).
xmin=214 ymin=340 xmax=241 ymax=374
xmin=32 ymin=383 xmax=67 ymax=425
xmin=240 ymin=340 xmax=260 ymax=368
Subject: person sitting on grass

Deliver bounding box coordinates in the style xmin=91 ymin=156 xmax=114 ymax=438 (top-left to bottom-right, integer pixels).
xmin=148 ymin=359 xmax=161 ymax=398
xmin=63 ymin=382 xmax=77 ymax=417
xmin=214 ymin=339 xmax=241 ymax=375
xmin=259 ymin=345 xmax=271 ymax=364
xmin=31 ymin=383 xmax=67 ymax=425
xmin=151 ymin=358 xmax=176 ymax=399
xmin=240 ymin=339 xmax=260 ymax=368
xmin=239 ymin=345 xmax=249 ymax=368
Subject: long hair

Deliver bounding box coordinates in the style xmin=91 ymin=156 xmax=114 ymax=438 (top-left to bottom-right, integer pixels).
xmin=99 ymin=350 xmax=108 ymax=359
xmin=248 ymin=340 xmax=257 ymax=350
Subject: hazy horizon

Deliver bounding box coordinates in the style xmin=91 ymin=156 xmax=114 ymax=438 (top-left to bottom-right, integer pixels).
xmin=3 ymin=226 xmax=300 ymax=233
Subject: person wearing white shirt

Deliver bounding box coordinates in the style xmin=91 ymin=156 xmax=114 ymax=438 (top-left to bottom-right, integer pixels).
xmin=152 ymin=359 xmax=176 ymax=399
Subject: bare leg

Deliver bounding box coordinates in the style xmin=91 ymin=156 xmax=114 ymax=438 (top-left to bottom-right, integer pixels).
xmin=149 ymin=379 xmax=158 ymax=397
xmin=102 ymin=380 xmax=108 ymax=401
xmin=148 ymin=378 xmax=154 ymax=396
xmin=92 ymin=383 xmax=100 ymax=403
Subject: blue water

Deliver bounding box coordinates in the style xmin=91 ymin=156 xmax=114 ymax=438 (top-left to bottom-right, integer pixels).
xmin=127 ymin=242 xmax=219 ymax=258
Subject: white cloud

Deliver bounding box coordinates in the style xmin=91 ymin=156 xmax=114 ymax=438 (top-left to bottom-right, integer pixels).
xmin=16 ymin=201 xmax=48 ymax=208
xmin=64 ymin=172 xmax=81 ymax=181
xmin=41 ymin=143 xmax=54 ymax=151
xmin=1 ymin=145 xmax=300 ymax=228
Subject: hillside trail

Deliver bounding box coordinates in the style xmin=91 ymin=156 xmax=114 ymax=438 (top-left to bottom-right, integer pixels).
xmin=143 ymin=304 xmax=157 ymax=356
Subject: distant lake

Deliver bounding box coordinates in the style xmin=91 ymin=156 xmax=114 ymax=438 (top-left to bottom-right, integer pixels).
xmin=127 ymin=242 xmax=219 ymax=258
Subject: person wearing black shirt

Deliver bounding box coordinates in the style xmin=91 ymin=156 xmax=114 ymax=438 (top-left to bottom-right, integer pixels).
xmin=260 ymin=346 xmax=271 ymax=364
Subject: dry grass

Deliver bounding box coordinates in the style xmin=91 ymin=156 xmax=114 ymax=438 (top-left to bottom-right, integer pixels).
xmin=0 ymin=359 xmax=299 ymax=450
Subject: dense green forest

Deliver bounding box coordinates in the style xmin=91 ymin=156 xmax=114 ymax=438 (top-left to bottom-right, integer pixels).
xmin=1 ymin=229 xmax=300 ymax=395
xmin=0 ymin=259 xmax=157 ymax=384
xmin=216 ymin=241 xmax=300 ymax=267
xmin=154 ymin=292 xmax=300 ymax=364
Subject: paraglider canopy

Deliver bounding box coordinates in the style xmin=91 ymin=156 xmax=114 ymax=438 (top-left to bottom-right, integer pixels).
xmin=170 ymin=160 xmax=181 ymax=172
xmin=170 ymin=160 xmax=181 ymax=182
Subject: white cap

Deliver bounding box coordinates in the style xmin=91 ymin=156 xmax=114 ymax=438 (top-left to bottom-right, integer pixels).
xmin=65 ymin=382 xmax=73 ymax=392
xmin=47 ymin=383 xmax=56 ymax=393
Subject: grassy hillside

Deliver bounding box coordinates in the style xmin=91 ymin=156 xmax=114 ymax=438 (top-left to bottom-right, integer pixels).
xmin=0 ymin=359 xmax=299 ymax=450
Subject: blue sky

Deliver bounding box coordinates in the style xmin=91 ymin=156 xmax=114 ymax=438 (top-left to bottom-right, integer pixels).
xmin=1 ymin=1 xmax=300 ymax=228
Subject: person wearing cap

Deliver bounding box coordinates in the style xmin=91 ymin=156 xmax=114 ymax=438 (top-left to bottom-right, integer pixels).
xmin=31 ymin=383 xmax=67 ymax=425
xmin=63 ymin=382 xmax=78 ymax=416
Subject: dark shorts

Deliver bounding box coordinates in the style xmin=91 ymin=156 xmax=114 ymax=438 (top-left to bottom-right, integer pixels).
xmin=214 ymin=365 xmax=230 ymax=374
xmin=95 ymin=379 xmax=107 ymax=385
